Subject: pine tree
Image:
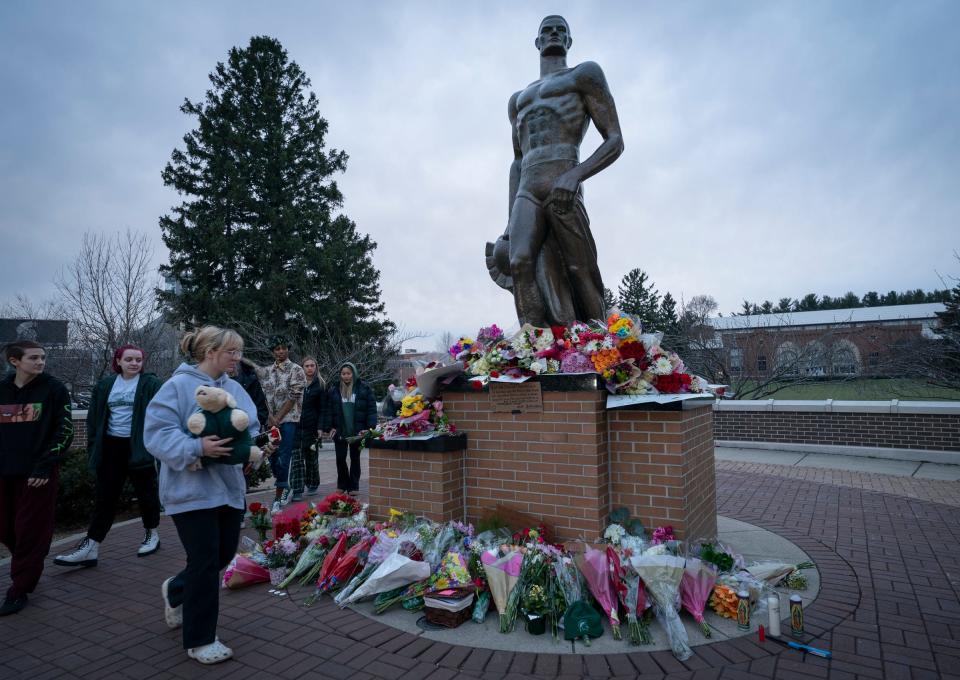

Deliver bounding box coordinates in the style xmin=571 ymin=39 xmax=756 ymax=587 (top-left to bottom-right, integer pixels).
xmin=659 ymin=292 xmax=680 ymax=342
xmin=617 ymin=269 xmax=661 ymax=328
xmin=603 ymin=287 xmax=617 ymax=314
xmin=159 ymin=36 xmax=390 ymax=347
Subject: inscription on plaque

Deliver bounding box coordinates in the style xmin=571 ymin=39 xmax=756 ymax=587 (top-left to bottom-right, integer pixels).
xmin=489 ymin=382 xmax=543 ymax=413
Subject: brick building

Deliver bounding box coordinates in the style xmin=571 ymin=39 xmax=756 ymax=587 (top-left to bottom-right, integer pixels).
xmin=704 ymin=303 xmax=944 ymax=379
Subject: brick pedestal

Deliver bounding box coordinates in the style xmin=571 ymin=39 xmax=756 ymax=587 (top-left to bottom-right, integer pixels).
xmin=367 ymin=376 xmax=717 ymax=542
xmin=367 ymin=435 xmax=466 ymax=523
xmin=609 ymin=403 xmax=717 ymax=540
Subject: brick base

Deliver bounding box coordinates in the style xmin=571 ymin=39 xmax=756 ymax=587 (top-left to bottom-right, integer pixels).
xmin=367 ymin=447 xmax=464 ymax=523
xmin=609 ymin=406 xmax=717 ymax=540
xmin=366 ymin=379 xmax=718 ymax=542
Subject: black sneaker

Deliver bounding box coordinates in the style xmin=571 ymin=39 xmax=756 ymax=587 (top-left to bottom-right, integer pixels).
xmin=0 ymin=594 xmax=28 ymax=616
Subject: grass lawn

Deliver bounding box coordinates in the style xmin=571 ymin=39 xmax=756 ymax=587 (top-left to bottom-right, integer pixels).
xmin=740 ymin=378 xmax=960 ymax=401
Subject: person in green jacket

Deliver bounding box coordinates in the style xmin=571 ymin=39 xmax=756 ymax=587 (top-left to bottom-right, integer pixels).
xmin=54 ymin=344 xmax=163 ymax=567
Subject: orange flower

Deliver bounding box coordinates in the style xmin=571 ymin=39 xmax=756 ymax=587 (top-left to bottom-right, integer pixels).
xmin=591 ymin=348 xmax=621 ymax=373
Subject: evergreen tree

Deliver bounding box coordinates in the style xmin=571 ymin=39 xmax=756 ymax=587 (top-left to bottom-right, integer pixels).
xmin=795 ymin=293 xmax=819 ymax=311
xmin=862 ymin=291 xmax=880 ymax=306
xmin=159 ymin=36 xmax=390 ymax=347
xmin=659 ymin=292 xmax=680 ymax=341
xmin=603 ymin=287 xmax=617 ymax=314
xmin=617 ymin=269 xmax=661 ymax=327
xmin=774 ymin=298 xmax=793 ymax=313
xmin=759 ymin=300 xmax=774 ymax=314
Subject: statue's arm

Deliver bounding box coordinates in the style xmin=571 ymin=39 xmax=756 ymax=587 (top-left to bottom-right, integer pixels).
xmin=507 ymin=91 xmax=522 ymax=218
xmin=572 ymin=61 xmax=624 ymax=184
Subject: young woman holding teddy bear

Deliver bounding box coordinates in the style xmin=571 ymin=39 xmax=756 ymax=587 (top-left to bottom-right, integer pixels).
xmin=144 ymin=325 xmax=267 ymax=665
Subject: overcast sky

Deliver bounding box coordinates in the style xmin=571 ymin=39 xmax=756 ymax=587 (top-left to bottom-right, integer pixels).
xmin=1 ymin=1 xmax=957 ymax=350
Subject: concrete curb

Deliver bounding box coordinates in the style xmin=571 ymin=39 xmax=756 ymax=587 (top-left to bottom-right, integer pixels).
xmin=717 ymin=439 xmax=960 ymax=464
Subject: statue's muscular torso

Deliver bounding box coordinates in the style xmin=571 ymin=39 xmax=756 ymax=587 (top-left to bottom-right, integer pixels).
xmin=511 ymin=63 xmax=595 ymax=200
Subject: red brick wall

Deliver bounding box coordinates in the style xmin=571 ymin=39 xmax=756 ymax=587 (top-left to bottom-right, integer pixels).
xmin=71 ymin=412 xmax=87 ymax=449
xmin=368 ymin=448 xmax=464 ymax=523
xmin=609 ymin=407 xmax=717 ymax=541
xmin=714 ymin=411 xmax=960 ymax=451
xmin=442 ymin=389 xmax=610 ymax=541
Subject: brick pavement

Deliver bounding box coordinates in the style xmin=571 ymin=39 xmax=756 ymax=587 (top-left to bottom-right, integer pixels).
xmin=2 ymin=461 xmax=960 ymax=679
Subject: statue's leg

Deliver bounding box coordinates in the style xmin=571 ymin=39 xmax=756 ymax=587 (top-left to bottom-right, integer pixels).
xmin=507 ymin=196 xmax=549 ymax=327
xmin=548 ymin=203 xmax=605 ymax=322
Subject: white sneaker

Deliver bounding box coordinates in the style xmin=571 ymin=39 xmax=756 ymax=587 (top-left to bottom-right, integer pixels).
xmin=187 ymin=638 xmax=233 ymax=665
xmin=53 ymin=537 xmax=99 ymax=567
xmin=279 ymin=489 xmax=292 ymax=506
xmin=161 ymin=577 xmax=183 ymax=629
xmin=137 ymin=529 xmax=160 ymax=557
xmin=270 ymin=500 xmax=282 ymax=515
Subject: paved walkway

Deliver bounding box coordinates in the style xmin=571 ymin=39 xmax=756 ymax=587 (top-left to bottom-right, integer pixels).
xmin=2 ymin=447 xmax=959 ymax=679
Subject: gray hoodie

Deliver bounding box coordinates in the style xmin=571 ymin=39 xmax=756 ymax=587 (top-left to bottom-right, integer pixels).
xmin=144 ymin=362 xmax=259 ymax=515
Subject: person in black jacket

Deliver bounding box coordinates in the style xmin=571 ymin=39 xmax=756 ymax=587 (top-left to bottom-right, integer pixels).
xmin=0 ymin=340 xmax=74 ymax=616
xmin=54 ymin=344 xmax=163 ymax=568
xmin=290 ymin=357 xmax=325 ymax=501
xmin=232 ymin=361 xmax=268 ymax=432
xmin=321 ymin=361 xmax=376 ymax=497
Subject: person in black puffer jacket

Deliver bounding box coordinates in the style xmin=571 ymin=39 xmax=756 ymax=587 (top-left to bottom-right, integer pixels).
xmin=321 ymin=361 xmax=377 ymax=496
xmin=290 ymin=357 xmax=325 ymax=500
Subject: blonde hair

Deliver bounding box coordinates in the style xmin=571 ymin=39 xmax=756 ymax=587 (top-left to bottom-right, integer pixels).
xmin=179 ymin=325 xmax=244 ymax=363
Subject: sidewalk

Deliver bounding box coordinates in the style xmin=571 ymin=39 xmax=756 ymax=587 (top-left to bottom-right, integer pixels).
xmin=2 ymin=447 xmax=959 ymax=679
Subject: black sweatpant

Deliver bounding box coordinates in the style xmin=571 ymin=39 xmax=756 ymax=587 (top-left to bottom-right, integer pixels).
xmin=88 ymin=435 xmax=161 ymax=543
xmin=334 ymin=439 xmax=362 ymax=492
xmin=167 ymin=506 xmax=243 ymax=649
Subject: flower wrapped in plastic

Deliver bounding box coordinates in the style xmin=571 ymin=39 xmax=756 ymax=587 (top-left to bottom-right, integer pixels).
xmin=680 ymin=557 xmax=718 ymax=638
xmin=278 ymin=538 xmax=330 ymax=589
xmin=575 ymin=547 xmax=621 ymax=639
xmin=745 ymin=560 xmax=814 ymax=586
xmin=481 ymin=548 xmax=523 ymax=633
xmin=338 ymin=541 xmax=431 ymax=608
xmin=318 ymin=535 xmax=376 ymax=594
xmin=630 ymin=553 xmax=692 ymax=661
xmin=222 ymin=554 xmax=270 ymax=589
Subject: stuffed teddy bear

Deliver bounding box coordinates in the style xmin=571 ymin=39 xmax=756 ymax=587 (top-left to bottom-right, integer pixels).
xmin=186 ymin=385 xmax=263 ymax=469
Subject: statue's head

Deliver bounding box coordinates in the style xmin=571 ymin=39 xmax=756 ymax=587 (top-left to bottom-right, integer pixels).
xmin=535 ymin=15 xmax=572 ymax=56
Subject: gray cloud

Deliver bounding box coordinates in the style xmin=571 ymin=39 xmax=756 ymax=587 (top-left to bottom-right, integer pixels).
xmin=1 ymin=1 xmax=957 ymax=349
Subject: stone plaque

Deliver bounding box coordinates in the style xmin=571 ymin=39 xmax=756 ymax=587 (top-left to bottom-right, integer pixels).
xmin=490 ymin=382 xmax=543 ymax=413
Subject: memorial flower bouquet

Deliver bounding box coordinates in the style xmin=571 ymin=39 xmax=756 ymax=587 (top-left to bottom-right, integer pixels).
xmin=680 ymin=558 xmax=718 ymax=638
xmin=631 ymin=553 xmax=693 ymax=661
xmin=575 ymin=546 xmax=622 ymax=640
xmin=317 ymin=492 xmax=362 ymax=517
xmin=248 ymin=502 xmax=272 ymax=543
xmin=263 ymin=534 xmax=299 ymax=570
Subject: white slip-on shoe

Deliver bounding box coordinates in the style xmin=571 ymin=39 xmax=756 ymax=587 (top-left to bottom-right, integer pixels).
xmin=187 ymin=639 xmax=233 ymax=665
xmin=161 ymin=577 xmax=183 ymax=628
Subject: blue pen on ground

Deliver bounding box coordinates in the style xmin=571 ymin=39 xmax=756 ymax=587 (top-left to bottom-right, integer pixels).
xmin=767 ymin=635 xmax=832 ymax=659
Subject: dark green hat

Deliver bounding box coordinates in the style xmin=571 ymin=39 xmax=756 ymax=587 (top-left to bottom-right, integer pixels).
xmin=563 ymin=600 xmax=603 ymax=642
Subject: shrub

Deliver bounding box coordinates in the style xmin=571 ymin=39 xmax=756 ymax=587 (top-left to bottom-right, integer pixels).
xmin=56 ymin=448 xmax=138 ymax=528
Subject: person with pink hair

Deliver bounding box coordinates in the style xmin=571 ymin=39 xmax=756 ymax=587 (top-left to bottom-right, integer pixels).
xmin=54 ymin=344 xmax=163 ymax=567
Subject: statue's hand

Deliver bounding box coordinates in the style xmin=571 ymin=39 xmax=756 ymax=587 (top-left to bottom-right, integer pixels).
xmin=549 ymin=171 xmax=580 ymax=215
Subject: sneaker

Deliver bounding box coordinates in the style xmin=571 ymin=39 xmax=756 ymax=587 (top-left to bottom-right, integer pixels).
xmin=137 ymin=529 xmax=160 ymax=557
xmin=161 ymin=577 xmax=183 ymax=628
xmin=291 ymin=493 xmax=303 ymax=503
xmin=270 ymin=500 xmax=282 ymax=515
xmin=305 ymin=486 xmax=319 ymax=497
xmin=279 ymin=489 xmax=292 ymax=506
xmin=53 ymin=537 xmax=99 ymax=567
xmin=187 ymin=638 xmax=233 ymax=665
xmin=0 ymin=594 xmax=28 ymax=616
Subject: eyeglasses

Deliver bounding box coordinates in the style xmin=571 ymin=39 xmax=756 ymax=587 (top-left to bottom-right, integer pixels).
xmin=224 ymin=349 xmax=243 ymax=358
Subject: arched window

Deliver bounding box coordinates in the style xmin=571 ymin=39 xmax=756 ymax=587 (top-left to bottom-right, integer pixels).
xmin=802 ymin=341 xmax=828 ymax=377
xmin=831 ymin=340 xmax=860 ymax=376
xmin=775 ymin=341 xmax=801 ymax=376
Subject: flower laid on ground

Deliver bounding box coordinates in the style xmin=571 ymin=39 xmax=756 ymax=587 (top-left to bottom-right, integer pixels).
xmin=263 ymin=533 xmax=299 ymax=569
xmin=248 ymin=502 xmax=272 ymax=543
xmin=680 ymin=558 xmax=718 ymax=638
xmin=709 ymin=584 xmax=739 ymax=619
xmin=603 ymin=523 xmax=627 ymax=545
xmin=317 ymin=492 xmax=362 ymax=517
xmin=651 ymin=525 xmax=676 ymax=545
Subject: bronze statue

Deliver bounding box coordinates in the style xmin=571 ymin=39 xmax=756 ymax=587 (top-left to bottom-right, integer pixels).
xmin=486 ymin=15 xmax=624 ymax=327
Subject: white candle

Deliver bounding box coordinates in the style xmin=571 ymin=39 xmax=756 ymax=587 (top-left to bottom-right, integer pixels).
xmin=768 ymin=593 xmax=781 ymax=637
